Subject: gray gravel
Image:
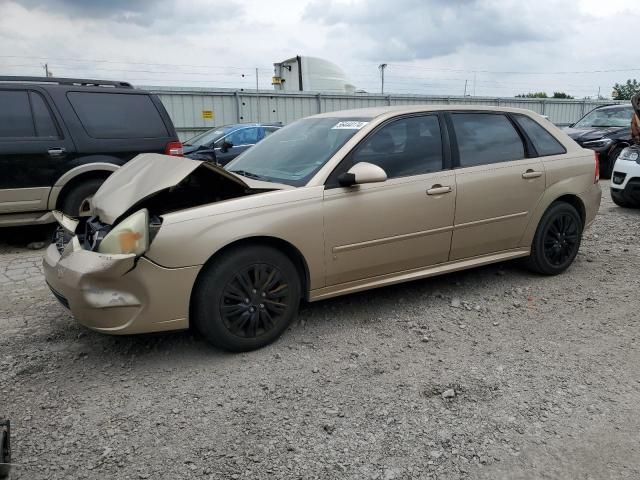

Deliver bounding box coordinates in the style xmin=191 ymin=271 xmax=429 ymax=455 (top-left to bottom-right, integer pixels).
xmin=1 ymin=181 xmax=640 ymax=479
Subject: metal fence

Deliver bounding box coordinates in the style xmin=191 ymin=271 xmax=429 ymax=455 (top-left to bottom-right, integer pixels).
xmin=145 ymin=86 xmax=624 ymax=141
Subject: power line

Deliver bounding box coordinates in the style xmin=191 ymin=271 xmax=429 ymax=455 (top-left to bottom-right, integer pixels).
xmin=0 ymin=55 xmax=271 ymax=71
xmin=387 ymin=63 xmax=640 ymax=75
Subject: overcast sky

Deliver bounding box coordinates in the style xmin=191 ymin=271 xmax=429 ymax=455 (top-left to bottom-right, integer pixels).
xmin=0 ymin=0 xmax=638 ymax=98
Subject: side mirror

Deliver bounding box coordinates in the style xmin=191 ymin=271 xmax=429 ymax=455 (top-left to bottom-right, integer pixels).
xmin=338 ymin=162 xmax=387 ymax=187
xmin=220 ymin=140 xmax=233 ymax=153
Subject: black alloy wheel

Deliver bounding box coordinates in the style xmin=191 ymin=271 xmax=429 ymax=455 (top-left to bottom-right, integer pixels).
xmin=525 ymin=202 xmax=583 ymax=275
xmin=542 ymin=213 xmax=580 ymax=267
xmin=220 ymin=263 xmax=290 ymax=338
xmin=193 ymin=245 xmax=301 ymax=352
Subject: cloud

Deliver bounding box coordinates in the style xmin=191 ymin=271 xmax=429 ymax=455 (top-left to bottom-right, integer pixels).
xmin=303 ymin=0 xmax=569 ymax=62
xmin=11 ymin=0 xmax=243 ymax=26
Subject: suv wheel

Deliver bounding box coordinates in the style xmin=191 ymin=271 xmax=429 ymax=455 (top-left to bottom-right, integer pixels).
xmin=60 ymin=179 xmax=104 ymax=217
xmin=193 ymin=246 xmax=301 ymax=352
xmin=603 ymin=146 xmax=623 ymax=179
xmin=611 ymin=192 xmax=630 ymax=208
xmin=526 ymin=202 xmax=583 ymax=275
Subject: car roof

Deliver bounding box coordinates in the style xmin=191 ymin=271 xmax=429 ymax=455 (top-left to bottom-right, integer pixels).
xmin=311 ymin=104 xmax=556 ymax=120
xmin=219 ymin=123 xmax=282 ymax=129
xmin=593 ymin=104 xmax=632 ymax=110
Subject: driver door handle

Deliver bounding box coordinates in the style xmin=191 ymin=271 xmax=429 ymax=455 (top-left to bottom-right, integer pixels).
xmin=47 ymin=148 xmax=66 ymax=158
xmin=522 ymin=169 xmax=543 ymax=179
xmin=427 ymin=185 xmax=452 ymax=195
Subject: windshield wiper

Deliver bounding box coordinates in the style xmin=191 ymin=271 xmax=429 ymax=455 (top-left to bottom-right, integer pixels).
xmin=229 ymin=169 xmax=269 ymax=181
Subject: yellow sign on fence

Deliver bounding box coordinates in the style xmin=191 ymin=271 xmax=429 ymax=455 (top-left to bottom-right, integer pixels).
xmin=202 ymin=110 xmax=214 ymax=120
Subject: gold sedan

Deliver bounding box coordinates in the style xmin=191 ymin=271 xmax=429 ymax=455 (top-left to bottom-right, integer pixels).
xmin=43 ymin=106 xmax=601 ymax=351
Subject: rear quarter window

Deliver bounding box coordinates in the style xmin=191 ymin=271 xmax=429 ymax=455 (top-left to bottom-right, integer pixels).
xmin=67 ymin=92 xmax=169 ymax=139
xmin=514 ymin=115 xmax=566 ymax=156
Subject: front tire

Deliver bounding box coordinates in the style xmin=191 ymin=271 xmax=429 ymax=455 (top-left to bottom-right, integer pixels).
xmin=193 ymin=246 xmax=301 ymax=352
xmin=602 ymin=147 xmax=623 ymax=179
xmin=525 ymin=202 xmax=583 ymax=275
xmin=611 ymin=192 xmax=630 ymax=208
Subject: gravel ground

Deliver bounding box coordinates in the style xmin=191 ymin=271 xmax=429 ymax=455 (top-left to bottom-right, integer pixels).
xmin=1 ymin=181 xmax=640 ymax=480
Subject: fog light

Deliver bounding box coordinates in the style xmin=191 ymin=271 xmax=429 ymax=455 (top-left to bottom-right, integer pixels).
xmin=84 ymin=288 xmax=141 ymax=308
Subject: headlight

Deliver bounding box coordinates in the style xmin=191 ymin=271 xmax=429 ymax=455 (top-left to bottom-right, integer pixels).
xmin=619 ymin=148 xmax=640 ymax=162
xmin=98 ymin=209 xmax=149 ymax=256
xmin=582 ymin=138 xmax=613 ymax=148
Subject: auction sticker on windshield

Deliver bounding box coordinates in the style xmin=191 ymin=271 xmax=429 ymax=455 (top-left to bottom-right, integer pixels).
xmin=331 ymin=121 xmax=369 ymax=130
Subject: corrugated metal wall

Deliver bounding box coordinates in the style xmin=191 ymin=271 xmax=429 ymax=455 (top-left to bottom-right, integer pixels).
xmin=145 ymin=86 xmax=623 ymax=141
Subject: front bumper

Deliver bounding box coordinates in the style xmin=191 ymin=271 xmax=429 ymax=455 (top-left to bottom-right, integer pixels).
xmin=610 ymin=158 xmax=640 ymax=205
xmin=43 ymin=239 xmax=200 ymax=335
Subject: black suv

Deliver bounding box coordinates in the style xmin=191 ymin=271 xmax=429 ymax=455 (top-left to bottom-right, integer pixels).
xmin=564 ymin=104 xmax=634 ymax=178
xmin=0 ymin=76 xmax=182 ymax=227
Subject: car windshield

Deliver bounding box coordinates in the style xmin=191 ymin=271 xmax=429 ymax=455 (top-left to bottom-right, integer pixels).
xmin=184 ymin=127 xmax=230 ymax=147
xmin=225 ymin=117 xmax=371 ymax=186
xmin=574 ymin=106 xmax=633 ymax=128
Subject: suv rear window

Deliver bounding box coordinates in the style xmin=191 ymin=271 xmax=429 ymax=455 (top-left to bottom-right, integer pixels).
xmin=67 ymin=92 xmax=169 ymax=139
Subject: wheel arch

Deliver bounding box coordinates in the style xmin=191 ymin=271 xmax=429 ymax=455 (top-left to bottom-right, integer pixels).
xmin=552 ymin=194 xmax=586 ymax=226
xmin=520 ymin=192 xmax=587 ymax=248
xmin=48 ymin=163 xmax=118 ymax=210
xmin=190 ymin=235 xmax=312 ymax=312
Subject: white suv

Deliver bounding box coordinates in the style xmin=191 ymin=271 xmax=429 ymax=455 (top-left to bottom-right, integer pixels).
xmin=610 ymin=145 xmax=640 ymax=207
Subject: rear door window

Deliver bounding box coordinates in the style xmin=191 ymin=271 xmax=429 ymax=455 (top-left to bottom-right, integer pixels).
xmin=0 ymin=90 xmax=36 ymax=138
xmin=451 ymin=113 xmax=525 ymax=167
xmin=30 ymin=92 xmax=59 ymax=138
xmin=67 ymin=92 xmax=169 ymax=139
xmin=514 ymin=115 xmax=566 ymax=156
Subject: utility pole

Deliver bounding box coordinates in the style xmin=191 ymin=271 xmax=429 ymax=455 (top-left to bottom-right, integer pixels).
xmin=43 ymin=63 xmax=51 ymax=77
xmin=255 ymin=68 xmax=260 ymax=122
xmin=378 ymin=63 xmax=387 ymax=94
xmin=464 ymin=79 xmax=468 ymax=96
xmin=597 ymin=86 xmax=601 ymax=99
xmin=473 ymin=71 xmax=476 ymax=96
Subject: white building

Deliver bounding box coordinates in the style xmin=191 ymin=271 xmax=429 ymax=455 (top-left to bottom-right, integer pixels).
xmin=272 ymin=56 xmax=356 ymax=94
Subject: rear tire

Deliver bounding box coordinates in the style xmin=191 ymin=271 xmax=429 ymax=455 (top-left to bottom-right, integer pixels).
xmin=193 ymin=246 xmax=301 ymax=352
xmin=60 ymin=179 xmax=104 ymax=217
xmin=525 ymin=202 xmax=583 ymax=275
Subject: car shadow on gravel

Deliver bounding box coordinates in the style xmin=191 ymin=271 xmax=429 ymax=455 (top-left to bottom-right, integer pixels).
xmin=30 ymin=257 xmax=533 ymax=368
xmin=296 ymin=258 xmax=530 ymax=324
xmin=0 ymin=224 xmax=56 ymax=248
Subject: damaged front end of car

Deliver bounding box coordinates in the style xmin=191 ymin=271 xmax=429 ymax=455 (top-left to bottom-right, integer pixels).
xmin=44 ymin=153 xmax=284 ymax=334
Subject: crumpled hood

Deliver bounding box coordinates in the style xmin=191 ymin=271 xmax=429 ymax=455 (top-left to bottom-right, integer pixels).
xmin=91 ymin=153 xmax=259 ymax=224
xmin=563 ymin=126 xmax=627 ymax=142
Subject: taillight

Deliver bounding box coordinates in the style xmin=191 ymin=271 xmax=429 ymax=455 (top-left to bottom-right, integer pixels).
xmin=594 ymin=152 xmax=600 ymax=183
xmin=165 ymin=141 xmax=183 ymax=157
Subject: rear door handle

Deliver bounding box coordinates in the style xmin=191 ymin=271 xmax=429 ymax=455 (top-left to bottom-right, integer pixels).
xmin=48 ymin=148 xmax=66 ymax=158
xmin=522 ymin=169 xmax=543 ymax=179
xmin=427 ymin=185 xmax=452 ymax=195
